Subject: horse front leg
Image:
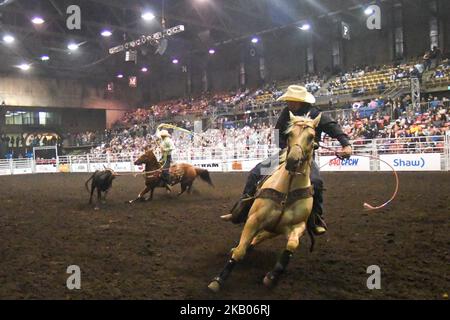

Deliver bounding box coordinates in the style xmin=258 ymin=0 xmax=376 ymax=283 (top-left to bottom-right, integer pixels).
xmin=263 ymin=223 xmax=306 ymax=288
xmin=128 ymin=186 xmax=150 ymax=204
xmin=208 ymin=214 xmax=261 ymax=293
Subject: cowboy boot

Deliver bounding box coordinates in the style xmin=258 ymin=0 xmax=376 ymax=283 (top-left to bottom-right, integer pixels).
xmin=221 ymin=172 xmax=259 ymax=223
xmin=160 ymin=174 xmax=172 ymax=192
xmin=229 ymin=194 xmax=255 ymax=224
xmin=311 ymin=187 xmax=327 ymax=235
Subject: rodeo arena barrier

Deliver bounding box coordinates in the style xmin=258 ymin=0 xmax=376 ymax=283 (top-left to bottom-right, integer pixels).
xmin=0 ymin=134 xmax=449 ymax=176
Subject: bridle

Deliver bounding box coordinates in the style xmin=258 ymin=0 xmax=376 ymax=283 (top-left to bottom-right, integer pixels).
xmin=286 ymin=122 xmax=316 ymax=176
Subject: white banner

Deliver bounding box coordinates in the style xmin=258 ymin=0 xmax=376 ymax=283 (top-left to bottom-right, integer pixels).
xmin=12 ymin=168 xmax=33 ymax=175
xmin=71 ymin=163 xmax=88 ymax=173
xmin=35 ymin=164 xmax=58 ymax=173
xmin=0 ymin=169 xmax=11 ymax=176
xmin=110 ymin=162 xmax=133 ymax=172
xmin=189 ymin=160 xmax=223 ymax=172
xmin=380 ymin=153 xmax=441 ymax=171
xmin=319 ymin=156 xmax=371 ymax=171
xmin=89 ymin=163 xmax=110 ymax=172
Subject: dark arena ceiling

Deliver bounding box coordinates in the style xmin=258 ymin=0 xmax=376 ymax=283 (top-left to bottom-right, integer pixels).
xmin=0 ymin=0 xmax=398 ymax=80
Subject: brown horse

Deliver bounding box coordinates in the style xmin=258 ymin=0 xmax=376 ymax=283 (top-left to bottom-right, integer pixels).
xmin=129 ymin=149 xmax=214 ymax=203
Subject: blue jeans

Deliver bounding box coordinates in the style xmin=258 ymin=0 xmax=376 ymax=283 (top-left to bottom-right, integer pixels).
xmin=161 ymin=154 xmax=172 ymax=183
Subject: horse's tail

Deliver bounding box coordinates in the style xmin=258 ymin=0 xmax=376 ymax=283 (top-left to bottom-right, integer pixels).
xmin=195 ymin=168 xmax=214 ymax=187
xmin=85 ymin=172 xmax=96 ymax=193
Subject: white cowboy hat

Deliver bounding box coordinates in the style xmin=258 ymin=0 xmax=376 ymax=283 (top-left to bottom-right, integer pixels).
xmin=277 ymin=85 xmax=316 ymax=104
xmin=158 ymin=129 xmax=171 ymax=138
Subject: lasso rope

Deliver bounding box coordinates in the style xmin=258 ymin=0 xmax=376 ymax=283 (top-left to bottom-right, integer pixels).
xmin=318 ymin=144 xmax=399 ymax=211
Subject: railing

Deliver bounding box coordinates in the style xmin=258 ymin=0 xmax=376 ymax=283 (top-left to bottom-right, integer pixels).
xmin=0 ymin=136 xmax=448 ymax=175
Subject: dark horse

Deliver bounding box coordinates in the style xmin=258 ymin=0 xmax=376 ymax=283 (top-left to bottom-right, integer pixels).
xmin=129 ymin=149 xmax=214 ymax=203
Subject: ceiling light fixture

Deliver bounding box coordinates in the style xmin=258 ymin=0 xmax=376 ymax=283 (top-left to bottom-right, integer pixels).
xmin=31 ymin=16 xmax=45 ymax=25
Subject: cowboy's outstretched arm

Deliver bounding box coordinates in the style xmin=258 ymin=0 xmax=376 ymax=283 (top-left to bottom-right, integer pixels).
xmin=319 ymin=113 xmax=352 ymax=158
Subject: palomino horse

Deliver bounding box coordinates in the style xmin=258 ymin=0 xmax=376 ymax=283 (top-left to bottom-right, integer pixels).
xmin=208 ymin=112 xmax=321 ymax=292
xmin=129 ymin=149 xmax=214 ymax=203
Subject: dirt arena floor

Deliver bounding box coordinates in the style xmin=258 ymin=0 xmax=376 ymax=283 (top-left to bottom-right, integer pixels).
xmin=0 ymin=172 xmax=448 ymax=300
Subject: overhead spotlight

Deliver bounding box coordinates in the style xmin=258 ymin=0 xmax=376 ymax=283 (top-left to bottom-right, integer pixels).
xmin=17 ymin=63 xmax=31 ymax=71
xmin=117 ymin=74 xmax=124 ymax=79
xmin=251 ymin=37 xmax=259 ymax=44
xmin=364 ymin=7 xmax=374 ymax=15
xmin=172 ymin=59 xmax=179 ymax=64
xmin=67 ymin=42 xmax=79 ymax=51
xmin=31 ymin=16 xmax=45 ymax=25
xmin=101 ymin=30 xmax=112 ymax=37
xmin=40 ymin=55 xmax=50 ymax=61
xmin=3 ymin=34 xmax=15 ymax=44
xmin=141 ymin=11 xmax=155 ymax=21
xmin=208 ymin=49 xmax=216 ymax=55
xmin=141 ymin=67 xmax=148 ymax=72
xmin=299 ymin=23 xmax=311 ymax=31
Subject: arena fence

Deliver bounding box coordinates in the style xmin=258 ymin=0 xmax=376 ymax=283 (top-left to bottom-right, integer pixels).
xmin=0 ymin=136 xmax=449 ymax=176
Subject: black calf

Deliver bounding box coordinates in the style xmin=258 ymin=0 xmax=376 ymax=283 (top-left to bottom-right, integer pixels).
xmin=85 ymin=170 xmax=116 ymax=209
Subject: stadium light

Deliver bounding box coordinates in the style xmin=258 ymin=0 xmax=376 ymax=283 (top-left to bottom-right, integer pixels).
xmin=117 ymin=74 xmax=124 ymax=78
xmin=298 ymin=23 xmax=311 ymax=31
xmin=67 ymin=42 xmax=79 ymax=51
xmin=172 ymin=59 xmax=179 ymax=64
xmin=141 ymin=11 xmax=155 ymax=21
xmin=364 ymin=7 xmax=374 ymax=15
xmin=141 ymin=67 xmax=148 ymax=72
xmin=251 ymin=37 xmax=259 ymax=44
xmin=40 ymin=55 xmax=50 ymax=61
xmin=208 ymin=49 xmax=216 ymax=55
xmin=3 ymin=34 xmax=15 ymax=44
xmin=17 ymin=63 xmax=31 ymax=71
xmin=31 ymin=16 xmax=45 ymax=25
xmin=101 ymin=30 xmax=113 ymax=37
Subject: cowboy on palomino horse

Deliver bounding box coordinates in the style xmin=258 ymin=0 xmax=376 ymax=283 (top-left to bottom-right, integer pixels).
xmin=221 ymin=85 xmax=352 ymax=236
xmin=209 ymin=105 xmax=352 ymax=291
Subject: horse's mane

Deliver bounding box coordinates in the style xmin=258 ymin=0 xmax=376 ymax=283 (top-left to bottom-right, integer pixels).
xmin=284 ymin=115 xmax=314 ymax=135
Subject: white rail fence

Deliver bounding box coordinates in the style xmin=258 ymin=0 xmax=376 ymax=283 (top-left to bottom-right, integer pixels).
xmin=0 ymin=136 xmax=449 ymax=176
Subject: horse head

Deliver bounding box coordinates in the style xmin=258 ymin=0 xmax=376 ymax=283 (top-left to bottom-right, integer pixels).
xmin=134 ymin=149 xmax=160 ymax=170
xmin=285 ymin=112 xmax=321 ymax=173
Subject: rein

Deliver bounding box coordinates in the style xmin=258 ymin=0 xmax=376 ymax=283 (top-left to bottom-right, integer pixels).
xmin=318 ymin=143 xmax=399 ymax=211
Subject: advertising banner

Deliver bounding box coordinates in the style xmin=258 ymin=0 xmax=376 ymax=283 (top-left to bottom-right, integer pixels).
xmin=319 ymin=156 xmax=371 ymax=171
xmin=380 ymin=153 xmax=441 ymax=171
xmin=35 ymin=164 xmax=58 ymax=173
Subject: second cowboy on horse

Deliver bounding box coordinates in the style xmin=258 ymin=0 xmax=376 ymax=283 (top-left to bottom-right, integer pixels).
xmin=156 ymin=128 xmax=175 ymax=191
xmin=223 ymin=85 xmax=352 ymax=235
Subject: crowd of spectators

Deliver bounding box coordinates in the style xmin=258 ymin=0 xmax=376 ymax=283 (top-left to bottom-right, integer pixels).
xmin=79 ymin=94 xmax=449 ymax=159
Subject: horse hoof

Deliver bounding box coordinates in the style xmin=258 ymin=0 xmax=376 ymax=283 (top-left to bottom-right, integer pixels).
xmin=220 ymin=214 xmax=232 ymax=222
xmin=263 ymin=273 xmax=276 ymax=288
xmin=208 ymin=281 xmax=221 ymax=293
